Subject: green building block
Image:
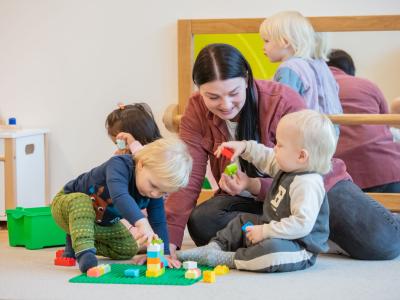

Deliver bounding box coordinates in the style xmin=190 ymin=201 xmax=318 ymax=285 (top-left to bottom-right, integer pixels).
xmin=224 ymin=163 xmax=238 ymax=176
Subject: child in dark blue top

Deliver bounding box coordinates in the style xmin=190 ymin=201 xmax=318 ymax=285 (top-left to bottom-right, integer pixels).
xmin=52 ymin=120 xmax=192 ymax=272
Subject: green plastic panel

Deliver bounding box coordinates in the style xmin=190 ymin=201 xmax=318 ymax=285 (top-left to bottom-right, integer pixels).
xmin=70 ymin=263 xmax=213 ymax=285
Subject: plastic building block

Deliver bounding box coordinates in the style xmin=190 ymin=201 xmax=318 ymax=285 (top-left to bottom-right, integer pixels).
xmin=146 ymin=237 xmax=166 ymax=278
xmin=224 ymin=163 xmax=238 ymax=176
xmin=116 ymin=139 xmax=126 ymax=150
xmin=183 ymin=261 xmax=197 ymax=270
xmin=70 ymin=263 xmax=213 ymax=285
xmin=185 ymin=268 xmax=201 ymax=279
xmin=203 ymin=270 xmax=216 ymax=283
xmin=148 ymin=243 xmax=161 ymax=252
xmin=221 ymin=147 xmax=234 ymax=160
xmin=124 ymin=268 xmax=140 ymax=277
xmin=146 ymin=269 xmax=165 ymax=278
xmin=241 ymin=221 xmax=254 ymax=232
xmin=214 ymin=265 xmax=229 ymax=275
xmin=151 ymin=238 xmax=163 ymax=245
xmin=56 ymin=249 xmax=64 ymax=257
xmin=54 ymin=249 xmax=76 ymax=267
xmin=54 ymin=256 xmax=76 ymax=266
xmin=87 ymin=264 xmax=111 ymax=277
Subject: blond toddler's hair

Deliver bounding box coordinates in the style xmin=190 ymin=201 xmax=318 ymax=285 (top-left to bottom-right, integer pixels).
xmin=260 ymin=11 xmax=328 ymax=60
xmin=134 ymin=137 xmax=192 ymax=192
xmin=282 ymin=110 xmax=337 ymax=174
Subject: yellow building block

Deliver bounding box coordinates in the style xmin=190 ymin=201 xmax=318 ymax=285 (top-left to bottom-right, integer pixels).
xmin=147 ymin=263 xmax=161 ymax=271
xmin=145 ymin=268 xmax=165 ymax=278
xmin=203 ymin=270 xmax=216 ymax=283
xmin=214 ymin=265 xmax=230 ymax=275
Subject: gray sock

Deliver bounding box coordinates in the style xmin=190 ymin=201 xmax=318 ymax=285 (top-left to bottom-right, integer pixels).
xmin=177 ymin=242 xmax=221 ymax=264
xmin=205 ymin=249 xmax=235 ymax=268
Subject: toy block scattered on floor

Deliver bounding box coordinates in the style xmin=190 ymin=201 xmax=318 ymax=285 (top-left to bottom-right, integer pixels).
xmin=87 ymin=264 xmax=111 ymax=278
xmin=124 ymin=268 xmax=140 ymax=277
xmin=146 ymin=238 xmax=166 ymax=278
xmin=241 ymin=221 xmax=254 ymax=232
xmin=214 ymin=265 xmax=229 ymax=275
xmin=54 ymin=249 xmax=76 ymax=266
xmin=203 ymin=270 xmax=216 ymax=283
xmin=185 ymin=268 xmax=201 ymax=279
xmin=183 ymin=261 xmax=197 ymax=270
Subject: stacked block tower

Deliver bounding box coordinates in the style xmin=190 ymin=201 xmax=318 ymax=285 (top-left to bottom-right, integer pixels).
xmin=146 ymin=238 xmax=167 ymax=278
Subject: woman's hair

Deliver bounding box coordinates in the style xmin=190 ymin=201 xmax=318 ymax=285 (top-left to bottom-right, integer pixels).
xmin=282 ymin=109 xmax=337 ymax=174
xmin=134 ymin=137 xmax=193 ymax=192
xmin=105 ymin=103 xmax=162 ymax=145
xmin=192 ymin=43 xmax=262 ymax=177
xmin=327 ymin=49 xmax=356 ymax=76
xmin=260 ymin=11 xmax=328 ymax=60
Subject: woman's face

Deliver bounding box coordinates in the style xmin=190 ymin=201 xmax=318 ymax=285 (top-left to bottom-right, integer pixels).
xmin=199 ymin=77 xmax=247 ymax=121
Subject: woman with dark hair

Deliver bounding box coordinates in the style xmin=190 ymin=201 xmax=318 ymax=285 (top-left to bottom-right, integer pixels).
xmin=165 ymin=43 xmax=400 ymax=264
xmin=327 ymin=49 xmax=400 ymax=192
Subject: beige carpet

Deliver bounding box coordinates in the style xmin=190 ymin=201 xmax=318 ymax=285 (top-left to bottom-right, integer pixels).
xmin=0 ymin=228 xmax=399 ymax=300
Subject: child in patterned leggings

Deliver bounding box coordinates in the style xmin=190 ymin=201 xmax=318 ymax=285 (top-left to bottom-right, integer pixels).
xmin=52 ymin=137 xmax=192 ymax=272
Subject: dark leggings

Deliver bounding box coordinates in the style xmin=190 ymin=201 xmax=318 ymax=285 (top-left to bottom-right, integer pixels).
xmin=188 ymin=180 xmax=400 ymax=260
xmin=362 ymin=181 xmax=400 ymax=193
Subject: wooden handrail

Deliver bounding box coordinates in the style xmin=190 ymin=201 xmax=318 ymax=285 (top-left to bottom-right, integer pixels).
xmin=163 ymin=109 xmax=400 ymax=133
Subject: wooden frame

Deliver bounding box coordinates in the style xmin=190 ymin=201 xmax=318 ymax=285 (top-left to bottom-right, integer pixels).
xmin=170 ymin=15 xmax=400 ymax=212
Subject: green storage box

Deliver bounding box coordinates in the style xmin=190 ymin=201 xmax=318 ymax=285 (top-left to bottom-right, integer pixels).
xmin=6 ymin=206 xmax=66 ymax=250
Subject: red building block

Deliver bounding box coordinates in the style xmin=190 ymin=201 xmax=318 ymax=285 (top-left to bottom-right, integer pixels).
xmin=54 ymin=256 xmax=76 ymax=266
xmin=54 ymin=249 xmax=76 ymax=266
xmin=221 ymin=147 xmax=234 ymax=160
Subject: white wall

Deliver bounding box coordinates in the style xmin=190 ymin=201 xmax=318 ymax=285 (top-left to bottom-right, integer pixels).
xmin=1 ymin=0 xmax=399 ymax=199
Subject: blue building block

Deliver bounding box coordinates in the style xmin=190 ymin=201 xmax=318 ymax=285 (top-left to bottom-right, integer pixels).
xmin=147 ymin=251 xmax=162 ymax=258
xmin=241 ymin=221 xmax=254 ymax=232
xmin=124 ymin=268 xmax=140 ymax=277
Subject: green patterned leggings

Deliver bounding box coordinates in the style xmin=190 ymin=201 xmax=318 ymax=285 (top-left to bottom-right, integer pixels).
xmin=51 ymin=190 xmax=138 ymax=259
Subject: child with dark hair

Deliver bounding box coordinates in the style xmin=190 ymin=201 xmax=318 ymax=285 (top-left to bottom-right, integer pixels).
xmin=105 ymin=103 xmax=162 ymax=154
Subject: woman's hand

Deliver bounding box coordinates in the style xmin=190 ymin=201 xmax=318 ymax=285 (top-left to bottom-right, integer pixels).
xmin=246 ymin=225 xmax=264 ymax=244
xmin=219 ymin=169 xmax=250 ymax=196
xmin=214 ymin=141 xmax=247 ymax=161
xmin=134 ymin=218 xmax=156 ymax=247
xmin=132 ymin=254 xmax=147 ymax=265
xmin=167 ymin=243 xmax=182 ymax=268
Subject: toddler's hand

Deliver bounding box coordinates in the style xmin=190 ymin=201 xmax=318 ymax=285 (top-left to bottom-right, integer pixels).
xmin=214 ymin=141 xmax=247 ymax=161
xmin=132 ymin=254 xmax=147 ymax=265
xmin=219 ymin=169 xmax=249 ymax=196
xmin=116 ymin=132 xmax=136 ymax=149
xmin=165 ymin=255 xmax=181 ymax=269
xmin=246 ymin=225 xmax=264 ymax=244
xmin=134 ymin=218 xmax=156 ymax=247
